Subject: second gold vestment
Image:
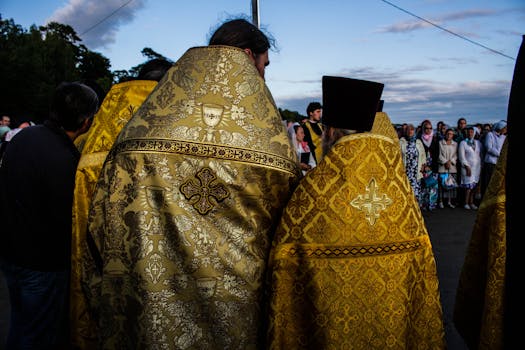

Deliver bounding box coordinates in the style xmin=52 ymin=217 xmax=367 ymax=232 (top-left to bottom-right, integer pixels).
xmin=82 ymin=46 xmax=301 ymax=349
xmin=71 ymin=80 xmax=157 ymax=349
xmin=267 ymin=115 xmax=445 ymax=349
xmin=454 ymin=140 xmax=508 ymax=349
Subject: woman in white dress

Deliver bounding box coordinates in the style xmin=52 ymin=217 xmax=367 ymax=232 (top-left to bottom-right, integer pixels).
xmin=438 ymin=128 xmax=458 ymax=208
xmin=458 ymin=126 xmax=482 ymax=210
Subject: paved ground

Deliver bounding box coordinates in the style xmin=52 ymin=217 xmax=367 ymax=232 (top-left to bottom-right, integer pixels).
xmin=0 ymin=207 xmax=476 ymax=349
xmin=423 ymin=207 xmax=473 ymax=350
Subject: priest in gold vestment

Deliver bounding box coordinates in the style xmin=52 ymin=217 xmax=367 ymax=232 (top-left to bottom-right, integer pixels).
xmin=71 ymin=73 xmax=166 ymax=348
xmin=453 ymin=140 xmax=507 ymax=349
xmin=266 ymin=76 xmax=445 ymax=349
xmin=81 ymin=20 xmax=301 ymax=349
xmin=453 ymin=34 xmax=524 ymax=350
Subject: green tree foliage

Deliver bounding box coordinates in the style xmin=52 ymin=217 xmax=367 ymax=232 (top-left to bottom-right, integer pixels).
xmin=141 ymin=47 xmax=167 ymax=60
xmin=78 ymin=49 xmax=113 ymax=92
xmin=279 ymin=108 xmax=305 ymax=123
xmin=0 ymin=16 xmax=112 ymax=124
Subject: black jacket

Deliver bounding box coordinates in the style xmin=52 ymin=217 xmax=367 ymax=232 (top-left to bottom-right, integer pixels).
xmin=0 ymin=120 xmax=80 ymax=271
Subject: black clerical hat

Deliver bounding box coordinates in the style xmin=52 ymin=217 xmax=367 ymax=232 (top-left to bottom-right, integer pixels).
xmin=322 ymin=76 xmax=384 ymax=131
xmin=377 ymin=99 xmax=384 ymax=112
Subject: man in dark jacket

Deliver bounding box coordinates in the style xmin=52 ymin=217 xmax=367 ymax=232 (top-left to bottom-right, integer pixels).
xmin=0 ymin=82 xmax=99 ymax=349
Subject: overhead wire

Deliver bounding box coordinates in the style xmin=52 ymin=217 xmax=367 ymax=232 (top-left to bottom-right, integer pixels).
xmin=77 ymin=0 xmax=516 ymax=61
xmin=79 ymin=0 xmax=135 ymax=36
xmin=379 ymin=0 xmax=516 ymax=61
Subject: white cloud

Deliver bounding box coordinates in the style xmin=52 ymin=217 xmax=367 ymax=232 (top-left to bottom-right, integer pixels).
xmin=46 ymin=0 xmax=146 ymax=49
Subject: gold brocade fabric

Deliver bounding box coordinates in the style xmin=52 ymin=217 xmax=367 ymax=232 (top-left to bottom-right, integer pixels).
xmin=82 ymin=46 xmax=301 ymax=349
xmin=453 ymin=141 xmax=507 ymax=350
xmin=71 ymin=80 xmax=157 ymax=349
xmin=304 ymin=121 xmax=323 ymax=163
xmin=267 ymin=114 xmax=445 ymax=349
xmin=372 ymin=112 xmax=399 ymax=141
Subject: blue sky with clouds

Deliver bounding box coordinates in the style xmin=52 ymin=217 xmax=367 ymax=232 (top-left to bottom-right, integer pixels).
xmin=1 ymin=0 xmax=524 ymax=127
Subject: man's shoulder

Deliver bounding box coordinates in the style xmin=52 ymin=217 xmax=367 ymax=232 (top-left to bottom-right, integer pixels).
xmin=7 ymin=125 xmax=67 ymax=157
xmin=10 ymin=124 xmax=49 ymax=142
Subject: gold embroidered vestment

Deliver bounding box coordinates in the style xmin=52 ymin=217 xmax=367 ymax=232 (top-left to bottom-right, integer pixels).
xmin=82 ymin=46 xmax=301 ymax=349
xmin=267 ymin=115 xmax=445 ymax=349
xmin=454 ymin=140 xmax=508 ymax=349
xmin=71 ymin=80 xmax=158 ymax=349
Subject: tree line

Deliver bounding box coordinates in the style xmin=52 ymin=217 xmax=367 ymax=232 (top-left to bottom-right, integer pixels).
xmin=0 ymin=16 xmax=169 ymax=124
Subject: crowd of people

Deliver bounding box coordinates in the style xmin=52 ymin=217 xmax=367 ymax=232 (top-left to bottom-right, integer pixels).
xmin=287 ymin=107 xmax=508 ymax=216
xmin=0 ymin=16 xmax=520 ymax=350
xmin=397 ymin=117 xmax=507 ymax=212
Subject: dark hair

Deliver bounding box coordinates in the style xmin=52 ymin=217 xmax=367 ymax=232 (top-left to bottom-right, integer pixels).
xmin=293 ymin=124 xmax=303 ymax=134
xmin=49 ymin=82 xmax=99 ymax=132
xmin=137 ymin=58 xmax=173 ymax=82
xmin=421 ymin=119 xmax=432 ymax=128
xmin=209 ymin=19 xmax=272 ymax=55
xmin=80 ymin=79 xmax=107 ymax=109
xmin=306 ymin=102 xmax=322 ymax=115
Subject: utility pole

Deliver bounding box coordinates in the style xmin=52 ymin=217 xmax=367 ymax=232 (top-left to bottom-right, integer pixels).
xmin=251 ymin=0 xmax=260 ymax=28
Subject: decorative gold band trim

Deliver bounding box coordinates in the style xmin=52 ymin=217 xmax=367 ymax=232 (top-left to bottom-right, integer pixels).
xmin=276 ymin=239 xmax=424 ymax=259
xmin=109 ymin=138 xmax=298 ymax=174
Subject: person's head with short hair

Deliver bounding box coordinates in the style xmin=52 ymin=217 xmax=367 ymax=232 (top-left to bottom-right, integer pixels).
xmin=436 ymin=121 xmax=446 ymax=134
xmin=1 ymin=115 xmax=10 ymax=127
xmin=80 ymin=79 xmax=107 ymax=109
xmin=444 ymin=128 xmax=455 ymax=141
xmin=320 ymin=76 xmax=384 ymax=156
xmin=137 ymin=58 xmax=173 ymax=82
xmin=306 ymin=102 xmax=322 ymax=123
xmin=465 ymin=126 xmax=476 ymax=140
xmin=209 ymin=18 xmax=272 ymax=79
xmin=457 ymin=117 xmax=467 ymax=130
xmin=49 ymin=82 xmax=99 ymax=139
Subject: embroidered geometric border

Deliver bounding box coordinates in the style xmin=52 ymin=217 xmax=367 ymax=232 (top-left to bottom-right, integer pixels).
xmin=108 ymin=138 xmax=298 ymax=174
xmin=281 ymin=240 xmax=422 ymax=259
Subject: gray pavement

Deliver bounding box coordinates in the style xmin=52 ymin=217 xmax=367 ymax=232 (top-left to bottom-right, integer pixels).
xmin=0 ymin=207 xmax=476 ymax=349
xmin=423 ymin=206 xmax=473 ymax=350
